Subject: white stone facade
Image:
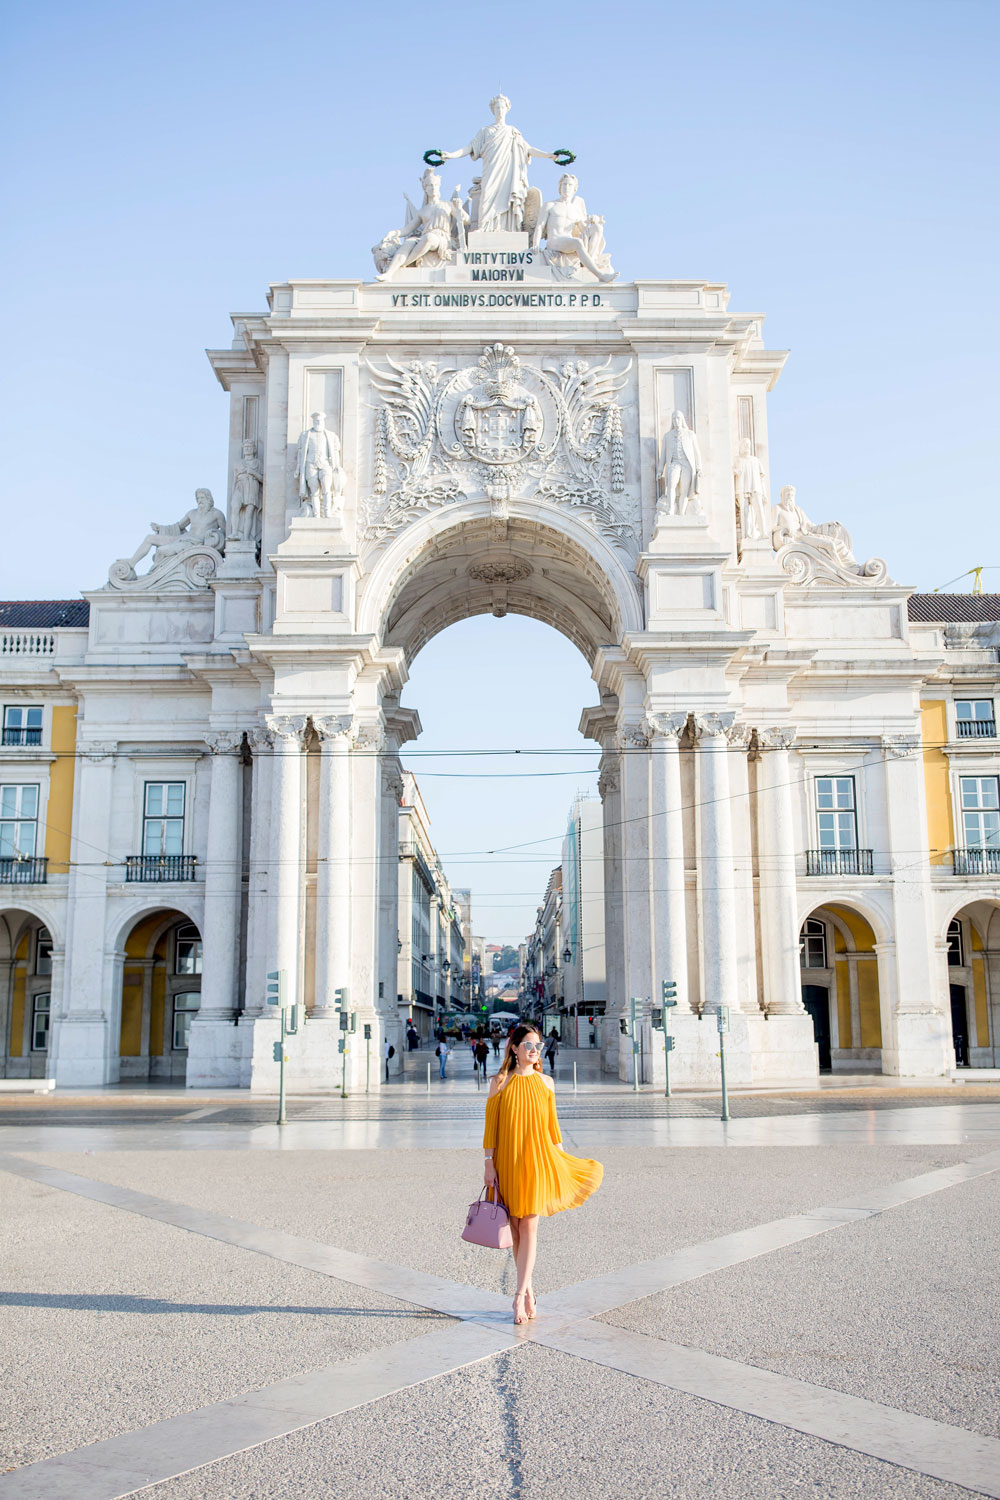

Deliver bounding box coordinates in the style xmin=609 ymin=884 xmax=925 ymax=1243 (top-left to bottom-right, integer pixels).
xmin=2 ymin=116 xmax=999 ymax=1089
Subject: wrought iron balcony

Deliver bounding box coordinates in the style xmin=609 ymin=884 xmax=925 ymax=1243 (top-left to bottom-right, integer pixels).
xmin=125 ymin=854 xmax=198 ymax=883
xmin=805 ymin=848 xmax=874 ymax=876
xmin=952 ymin=848 xmax=1000 ymax=876
xmin=0 ymin=856 xmax=47 ymax=884
xmin=956 ymin=718 xmax=996 ymax=738
xmin=2 ymin=727 xmax=43 ymax=746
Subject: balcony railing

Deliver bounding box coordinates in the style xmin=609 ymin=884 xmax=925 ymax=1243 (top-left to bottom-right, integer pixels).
xmin=0 ymin=631 xmax=54 ymax=657
xmin=125 ymin=855 xmax=198 ymax=883
xmin=952 ymin=848 xmax=1000 ymax=876
xmin=806 ymin=848 xmax=874 ymax=876
xmin=2 ymin=728 xmax=43 ymax=747
xmin=0 ymin=856 xmax=48 ymax=884
xmin=956 ymin=718 xmax=996 ymax=738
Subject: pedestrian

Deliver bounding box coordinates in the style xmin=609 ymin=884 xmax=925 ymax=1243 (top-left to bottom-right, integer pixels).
xmin=474 ymin=1036 xmax=489 ymax=1078
xmin=407 ymin=1024 xmax=419 ymax=1051
xmin=543 ymin=1031 xmax=558 ymax=1075
xmin=483 ymin=1024 xmax=601 ymax=1324
xmin=491 ymin=1032 xmax=500 ymax=1057
xmin=436 ymin=1037 xmax=449 ymax=1079
xmin=384 ymin=1037 xmax=394 ymax=1081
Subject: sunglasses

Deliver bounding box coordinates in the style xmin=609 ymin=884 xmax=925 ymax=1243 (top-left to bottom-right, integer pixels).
xmin=522 ymin=1043 xmax=542 ymax=1053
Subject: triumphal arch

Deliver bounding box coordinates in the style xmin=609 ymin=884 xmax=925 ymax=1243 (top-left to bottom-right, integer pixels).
xmin=32 ymin=97 xmax=977 ymax=1091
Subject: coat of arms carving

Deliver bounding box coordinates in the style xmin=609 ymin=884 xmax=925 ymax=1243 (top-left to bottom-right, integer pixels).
xmin=364 ymin=343 xmax=635 ymax=550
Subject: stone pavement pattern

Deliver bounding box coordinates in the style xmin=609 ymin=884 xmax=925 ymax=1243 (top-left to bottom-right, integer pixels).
xmin=2 ymin=1091 xmax=1000 ymax=1498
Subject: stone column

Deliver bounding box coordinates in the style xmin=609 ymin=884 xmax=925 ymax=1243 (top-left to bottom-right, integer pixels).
xmin=726 ymin=722 xmax=760 ymax=1013
xmin=379 ymin=762 xmax=405 ymax=1062
xmin=266 ymin=715 xmax=308 ymax=1011
xmin=313 ymin=715 xmax=353 ymax=1019
xmin=691 ymin=713 xmax=737 ymax=1014
xmin=880 ymin=735 xmax=950 ymax=1075
xmin=186 ymin=731 xmax=244 ymax=1086
xmin=348 ymin=721 xmax=384 ymax=1067
xmin=51 ymin=741 xmax=117 ymax=1085
xmin=598 ymin=749 xmax=624 ymax=1066
xmin=196 ymin=732 xmax=243 ymax=1020
xmin=242 ymin=727 xmax=273 ymax=1022
xmin=645 ymin=713 xmax=691 ymax=1012
xmin=756 ymin=728 xmax=804 ymax=1014
xmin=618 ymin=722 xmax=653 ymax=1082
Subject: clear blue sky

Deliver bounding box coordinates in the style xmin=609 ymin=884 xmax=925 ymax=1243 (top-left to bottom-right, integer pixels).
xmin=2 ymin=1 xmax=996 ymax=945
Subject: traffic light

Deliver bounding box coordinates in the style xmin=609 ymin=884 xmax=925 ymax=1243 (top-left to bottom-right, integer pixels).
xmin=333 ymin=986 xmax=348 ymax=1011
xmin=619 ymin=1017 xmax=629 ymax=1036
xmin=363 ymin=1023 xmax=372 ymax=1040
xmin=266 ymin=970 xmax=285 ymax=1006
xmin=286 ymin=1004 xmax=298 ymax=1035
xmin=651 ymin=1008 xmax=664 ymax=1031
xmin=272 ymin=1041 xmax=285 ymax=1063
xmin=662 ymin=979 xmax=678 ymax=1008
xmin=339 ymin=1010 xmax=349 ymax=1031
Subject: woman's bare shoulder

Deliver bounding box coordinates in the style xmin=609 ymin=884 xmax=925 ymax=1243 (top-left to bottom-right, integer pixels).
xmin=541 ymin=1074 xmax=556 ymax=1092
xmin=487 ymin=1075 xmax=506 ymax=1097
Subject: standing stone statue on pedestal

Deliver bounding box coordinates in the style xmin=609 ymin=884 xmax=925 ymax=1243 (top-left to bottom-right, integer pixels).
xmin=438 ymin=94 xmax=558 ymax=234
xmin=294 ymin=412 xmax=345 ymax=520
xmin=734 ymin=438 xmax=768 ymax=540
xmin=230 ymin=438 xmax=263 ymax=550
xmin=658 ymin=411 xmax=703 ymax=517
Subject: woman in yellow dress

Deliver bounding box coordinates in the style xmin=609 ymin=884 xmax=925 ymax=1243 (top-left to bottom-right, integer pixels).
xmin=483 ymin=1023 xmax=603 ymax=1324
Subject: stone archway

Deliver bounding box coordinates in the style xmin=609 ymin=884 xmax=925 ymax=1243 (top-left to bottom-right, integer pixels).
xmin=0 ymin=904 xmax=61 ymax=1079
xmin=117 ymin=908 xmax=203 ymax=1082
xmin=942 ymin=900 xmax=1000 ymax=1068
xmin=798 ymin=903 xmax=883 ymax=1073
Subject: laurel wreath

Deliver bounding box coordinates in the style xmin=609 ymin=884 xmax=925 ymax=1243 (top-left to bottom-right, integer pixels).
xmin=553 ymin=148 xmax=576 ymax=166
xmin=423 ymin=149 xmax=445 ymax=167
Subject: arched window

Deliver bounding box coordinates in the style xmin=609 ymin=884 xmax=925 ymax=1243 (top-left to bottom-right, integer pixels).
xmin=175 ymin=923 xmax=202 ymax=976
xmin=35 ymin=927 xmax=52 ymax=975
xmin=799 ymin=918 xmax=827 ymax=969
xmin=947 ymin=918 xmax=964 ymax=967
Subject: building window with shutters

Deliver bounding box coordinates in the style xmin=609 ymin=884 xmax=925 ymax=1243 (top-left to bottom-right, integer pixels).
xmin=960 ymin=776 xmax=1000 ymax=849
xmin=2 ymin=706 xmax=43 ymax=746
xmin=142 ymin=783 xmax=185 ymax=855
xmin=815 ymin=777 xmax=858 ymax=849
xmin=955 ymin=700 xmax=995 ymax=738
xmin=0 ymin=784 xmax=39 ymax=858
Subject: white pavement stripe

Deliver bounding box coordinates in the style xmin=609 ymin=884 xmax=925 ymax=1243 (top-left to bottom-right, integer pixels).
xmin=0 ymin=1154 xmax=511 ymax=1323
xmin=541 ymin=1148 xmax=1000 ymax=1321
xmin=0 ymin=1322 xmax=512 ymax=1500
xmin=172 ymin=1107 xmax=226 ymax=1121
xmin=540 ymin=1320 xmax=1000 ymax=1499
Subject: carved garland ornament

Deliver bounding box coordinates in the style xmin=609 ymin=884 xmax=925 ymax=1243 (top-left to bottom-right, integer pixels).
xmin=364 ymin=344 xmax=636 ymax=553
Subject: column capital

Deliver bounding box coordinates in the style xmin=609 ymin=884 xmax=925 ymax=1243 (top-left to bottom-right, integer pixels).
xmin=617 ymin=722 xmax=649 ymax=752
xmin=247 ymin=725 xmax=273 ymax=752
xmin=757 ymin=726 xmax=795 ymax=751
xmin=690 ymin=711 xmax=736 ymax=741
xmin=206 ymin=730 xmax=243 ymax=755
xmin=881 ymin=734 xmax=920 ymax=759
xmin=643 ymin=712 xmax=688 ymax=741
xmin=382 ymin=768 xmax=405 ymax=801
xmin=351 ymin=721 xmax=386 ymax=753
xmin=264 ymin=714 xmax=309 ymax=744
xmin=725 ymin=721 xmax=753 ymax=750
xmin=79 ymin=740 xmax=117 ymax=761
xmin=598 ymin=754 xmax=620 ymax=801
xmin=314 ymin=713 xmax=354 ymax=743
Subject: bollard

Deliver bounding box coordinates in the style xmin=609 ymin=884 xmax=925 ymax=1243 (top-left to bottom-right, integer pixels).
xmin=426 ymin=1061 xmax=431 ymax=1094
xmin=573 ymin=1060 xmax=578 ymax=1094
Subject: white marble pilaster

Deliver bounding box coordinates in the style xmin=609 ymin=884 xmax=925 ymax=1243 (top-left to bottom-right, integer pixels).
xmin=691 ymin=713 xmax=737 ymax=1015
xmin=313 ymin=715 xmax=353 ymax=1019
xmin=52 ymin=742 xmax=117 ymax=1085
xmin=598 ymin=750 xmax=624 ymax=1065
xmin=265 ymin=715 xmax=308 ymax=1011
xmin=645 ymin=714 xmax=691 ymax=1013
xmin=756 ymin=728 xmax=804 ymax=1015
xmin=726 ymin=722 xmax=760 ymax=1013
xmin=241 ymin=727 xmax=273 ymax=1024
xmin=196 ymin=733 xmax=243 ymax=1020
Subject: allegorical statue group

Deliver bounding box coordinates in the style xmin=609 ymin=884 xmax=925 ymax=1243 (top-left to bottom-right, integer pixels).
xmin=372 ymin=94 xmax=616 ymax=283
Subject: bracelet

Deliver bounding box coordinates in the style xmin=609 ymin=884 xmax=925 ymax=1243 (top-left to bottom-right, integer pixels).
xmin=484 ymin=1152 xmax=493 ymax=1160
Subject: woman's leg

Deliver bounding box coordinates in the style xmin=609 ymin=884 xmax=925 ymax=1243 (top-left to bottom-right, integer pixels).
xmin=514 ymin=1214 xmax=538 ymax=1296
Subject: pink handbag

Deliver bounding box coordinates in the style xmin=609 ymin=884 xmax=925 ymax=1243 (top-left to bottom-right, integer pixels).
xmin=462 ymin=1188 xmax=513 ymax=1250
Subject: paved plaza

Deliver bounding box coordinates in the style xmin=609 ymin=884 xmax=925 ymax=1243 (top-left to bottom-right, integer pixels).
xmin=2 ymin=1053 xmax=1000 ymax=1499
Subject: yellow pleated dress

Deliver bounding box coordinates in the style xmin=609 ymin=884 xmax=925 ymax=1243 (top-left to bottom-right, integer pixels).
xmin=483 ymin=1069 xmax=603 ymax=1218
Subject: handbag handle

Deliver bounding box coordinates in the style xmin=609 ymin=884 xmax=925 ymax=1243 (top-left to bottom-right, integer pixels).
xmin=478 ymin=1185 xmax=509 ymax=1215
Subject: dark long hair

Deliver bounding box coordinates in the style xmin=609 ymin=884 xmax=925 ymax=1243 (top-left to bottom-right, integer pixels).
xmin=495 ymin=1022 xmax=543 ymax=1085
